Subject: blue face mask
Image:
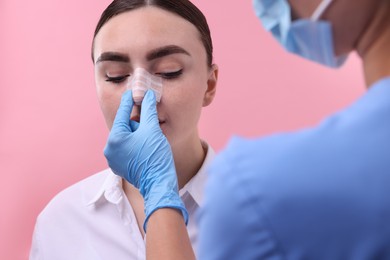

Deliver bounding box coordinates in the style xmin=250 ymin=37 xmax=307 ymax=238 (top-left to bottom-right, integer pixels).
xmin=253 ymin=0 xmax=348 ymax=68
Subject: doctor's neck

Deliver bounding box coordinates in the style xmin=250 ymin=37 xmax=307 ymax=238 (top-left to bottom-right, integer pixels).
xmin=357 ymin=2 xmax=390 ymax=87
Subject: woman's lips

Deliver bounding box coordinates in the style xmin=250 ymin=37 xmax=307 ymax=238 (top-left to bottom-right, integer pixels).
xmin=130 ymin=115 xmax=140 ymax=122
xmin=130 ymin=105 xmax=141 ymax=122
xmin=129 ymin=115 xmax=165 ymax=125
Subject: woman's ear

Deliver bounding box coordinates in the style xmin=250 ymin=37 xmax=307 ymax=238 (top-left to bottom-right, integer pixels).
xmin=203 ymin=64 xmax=219 ymax=107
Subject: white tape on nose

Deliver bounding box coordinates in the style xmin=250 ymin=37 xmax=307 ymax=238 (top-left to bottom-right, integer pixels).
xmin=127 ymin=68 xmax=163 ymax=105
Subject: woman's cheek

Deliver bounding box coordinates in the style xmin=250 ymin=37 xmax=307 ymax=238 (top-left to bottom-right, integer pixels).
xmin=99 ymin=90 xmax=122 ymax=129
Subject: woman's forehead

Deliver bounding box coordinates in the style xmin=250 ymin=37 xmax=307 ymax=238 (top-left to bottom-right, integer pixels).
xmin=94 ymin=6 xmax=203 ymax=60
xmin=97 ymin=7 xmax=200 ymax=44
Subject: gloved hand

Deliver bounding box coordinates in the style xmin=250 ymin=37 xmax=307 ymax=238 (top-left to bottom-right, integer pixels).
xmin=104 ymin=90 xmax=188 ymax=232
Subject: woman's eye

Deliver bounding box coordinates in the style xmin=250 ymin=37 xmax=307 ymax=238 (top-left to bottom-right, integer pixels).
xmin=105 ymin=75 xmax=130 ymax=84
xmin=156 ymin=69 xmax=183 ymax=79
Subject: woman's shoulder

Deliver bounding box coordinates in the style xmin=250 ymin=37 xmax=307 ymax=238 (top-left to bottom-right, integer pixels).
xmin=37 ymin=169 xmax=112 ymax=220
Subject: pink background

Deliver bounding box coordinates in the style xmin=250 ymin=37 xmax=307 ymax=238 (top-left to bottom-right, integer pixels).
xmin=1 ymin=1 xmax=365 ymax=259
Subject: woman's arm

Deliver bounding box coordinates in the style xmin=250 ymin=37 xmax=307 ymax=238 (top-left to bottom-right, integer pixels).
xmin=146 ymin=209 xmax=195 ymax=260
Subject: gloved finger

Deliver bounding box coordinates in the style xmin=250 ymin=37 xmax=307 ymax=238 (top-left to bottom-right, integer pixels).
xmin=112 ymin=90 xmax=134 ymax=129
xmin=140 ymin=90 xmax=159 ymax=127
xmin=130 ymin=120 xmax=140 ymax=131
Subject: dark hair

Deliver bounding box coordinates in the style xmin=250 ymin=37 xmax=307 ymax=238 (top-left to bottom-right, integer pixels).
xmin=92 ymin=0 xmax=213 ymax=67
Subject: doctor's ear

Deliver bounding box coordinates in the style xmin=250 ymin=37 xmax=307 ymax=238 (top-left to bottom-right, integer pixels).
xmin=203 ymin=64 xmax=219 ymax=107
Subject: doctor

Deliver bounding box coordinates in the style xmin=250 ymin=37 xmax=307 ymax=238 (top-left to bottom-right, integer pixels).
xmin=199 ymin=0 xmax=390 ymax=259
xmin=105 ymin=0 xmax=390 ymax=259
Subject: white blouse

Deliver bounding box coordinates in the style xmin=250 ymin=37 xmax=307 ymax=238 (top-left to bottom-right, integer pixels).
xmin=30 ymin=143 xmax=214 ymax=260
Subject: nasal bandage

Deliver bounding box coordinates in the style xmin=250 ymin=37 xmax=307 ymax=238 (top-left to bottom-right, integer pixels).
xmin=127 ymin=68 xmax=163 ymax=105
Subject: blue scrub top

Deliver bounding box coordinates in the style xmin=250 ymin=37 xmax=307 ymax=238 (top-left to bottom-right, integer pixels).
xmin=198 ymin=77 xmax=390 ymax=260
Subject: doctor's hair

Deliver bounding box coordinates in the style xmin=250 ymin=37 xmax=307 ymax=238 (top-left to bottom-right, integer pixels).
xmin=91 ymin=0 xmax=213 ymax=67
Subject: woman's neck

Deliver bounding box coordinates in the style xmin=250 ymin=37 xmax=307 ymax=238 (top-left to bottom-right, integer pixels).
xmin=357 ymin=1 xmax=390 ymax=87
xmin=171 ymin=135 xmax=206 ymax=189
xmin=122 ymin=134 xmax=206 ymax=195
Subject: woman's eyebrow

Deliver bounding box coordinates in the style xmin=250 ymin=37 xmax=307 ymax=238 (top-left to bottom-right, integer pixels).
xmin=95 ymin=46 xmax=190 ymax=64
xmin=95 ymin=52 xmax=129 ymax=64
xmin=146 ymin=45 xmax=191 ymax=61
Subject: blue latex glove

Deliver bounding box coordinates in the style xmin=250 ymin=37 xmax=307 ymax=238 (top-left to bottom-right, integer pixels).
xmin=104 ymin=90 xmax=188 ymax=232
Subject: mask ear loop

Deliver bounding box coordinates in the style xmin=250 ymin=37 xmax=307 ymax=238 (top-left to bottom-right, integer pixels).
xmin=311 ymin=0 xmax=334 ymax=21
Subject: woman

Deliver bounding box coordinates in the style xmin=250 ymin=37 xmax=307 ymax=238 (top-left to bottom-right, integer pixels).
xmin=30 ymin=0 xmax=218 ymax=259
